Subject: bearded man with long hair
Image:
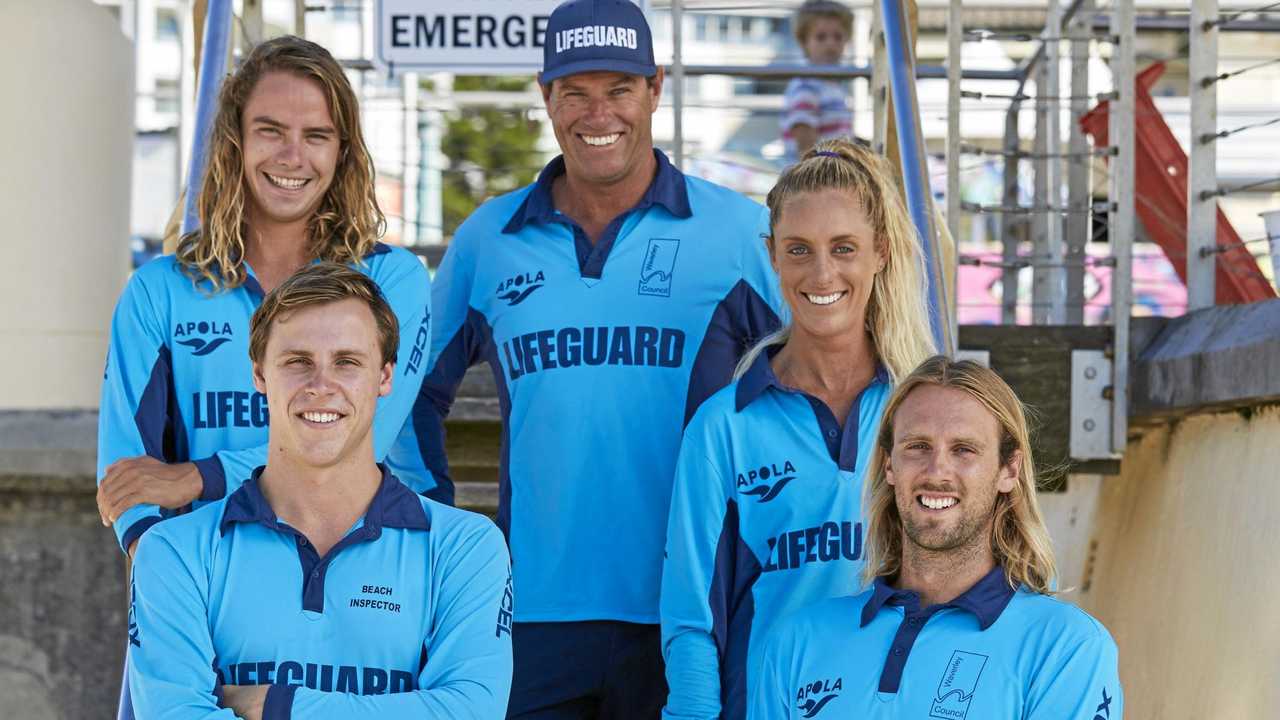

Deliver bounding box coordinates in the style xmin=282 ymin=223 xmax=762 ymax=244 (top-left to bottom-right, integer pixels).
xmin=751 ymin=357 xmax=1123 ymax=719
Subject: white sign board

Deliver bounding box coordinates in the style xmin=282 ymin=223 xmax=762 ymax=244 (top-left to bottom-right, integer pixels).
xmin=376 ymin=0 xmax=645 ymax=75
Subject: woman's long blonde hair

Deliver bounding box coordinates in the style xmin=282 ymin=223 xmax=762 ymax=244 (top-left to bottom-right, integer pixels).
xmin=176 ymin=35 xmax=385 ymax=291
xmin=862 ymin=356 xmax=1058 ymax=593
xmin=735 ymin=138 xmax=936 ymax=383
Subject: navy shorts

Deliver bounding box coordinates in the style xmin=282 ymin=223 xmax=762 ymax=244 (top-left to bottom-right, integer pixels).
xmin=507 ymin=620 xmax=667 ymax=719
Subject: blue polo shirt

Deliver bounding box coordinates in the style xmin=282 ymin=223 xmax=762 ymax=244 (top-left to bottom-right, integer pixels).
xmin=98 ymin=245 xmax=436 ymax=552
xmin=388 ymin=149 xmax=785 ymax=623
xmin=750 ymin=567 xmax=1123 ymax=720
xmin=128 ymin=466 xmax=513 ymax=720
xmin=660 ymin=348 xmax=892 ymax=720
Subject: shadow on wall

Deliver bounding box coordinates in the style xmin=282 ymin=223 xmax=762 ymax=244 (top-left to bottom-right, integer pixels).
xmin=0 ymin=635 xmax=59 ymax=720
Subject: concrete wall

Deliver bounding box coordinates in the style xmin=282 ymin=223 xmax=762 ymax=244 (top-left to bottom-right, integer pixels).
xmin=0 ymin=0 xmax=132 ymax=409
xmin=1078 ymin=406 xmax=1280 ymax=719
xmin=0 ymin=411 xmax=125 ymax=719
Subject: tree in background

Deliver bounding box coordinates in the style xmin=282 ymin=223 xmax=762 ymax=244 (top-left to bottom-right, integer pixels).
xmin=440 ymin=76 xmax=544 ymax=237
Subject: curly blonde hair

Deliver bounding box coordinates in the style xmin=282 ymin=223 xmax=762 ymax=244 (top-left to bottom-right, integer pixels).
xmin=176 ymin=35 xmax=385 ymax=291
xmin=862 ymin=356 xmax=1058 ymax=593
xmin=736 ymin=138 xmax=935 ymax=385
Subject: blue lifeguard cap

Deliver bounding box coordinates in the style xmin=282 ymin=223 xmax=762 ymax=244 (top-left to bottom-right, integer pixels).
xmin=541 ymin=0 xmax=657 ymax=83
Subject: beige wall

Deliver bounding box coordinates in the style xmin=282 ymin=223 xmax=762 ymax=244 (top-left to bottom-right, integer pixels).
xmin=0 ymin=0 xmax=132 ymax=409
xmin=1077 ymin=406 xmax=1280 ymax=719
xmin=1040 ymin=473 xmax=1103 ymax=605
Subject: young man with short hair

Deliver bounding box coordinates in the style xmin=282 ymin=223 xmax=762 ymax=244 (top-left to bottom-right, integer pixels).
xmin=751 ymin=357 xmax=1122 ymax=719
xmin=128 ymin=263 xmax=512 ymax=720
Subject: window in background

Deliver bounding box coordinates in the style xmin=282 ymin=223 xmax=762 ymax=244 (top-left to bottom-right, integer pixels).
xmin=154 ymin=78 xmax=179 ymax=114
xmin=155 ymin=8 xmax=180 ymax=40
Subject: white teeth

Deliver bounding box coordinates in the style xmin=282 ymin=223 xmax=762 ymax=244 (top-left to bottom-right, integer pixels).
xmin=920 ymin=495 xmax=957 ymax=510
xmin=302 ymin=411 xmax=339 ymax=424
xmin=804 ymin=292 xmax=844 ymax=306
xmin=267 ymin=173 xmax=307 ymax=189
xmin=582 ymin=133 xmax=620 ymax=146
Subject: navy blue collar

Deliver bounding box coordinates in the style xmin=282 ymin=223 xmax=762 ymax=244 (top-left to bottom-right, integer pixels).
xmin=502 ymin=148 xmax=691 ymax=234
xmin=860 ymin=565 xmax=1016 ymax=631
xmin=220 ymin=464 xmax=429 ymax=536
xmin=734 ymin=344 xmax=891 ymax=412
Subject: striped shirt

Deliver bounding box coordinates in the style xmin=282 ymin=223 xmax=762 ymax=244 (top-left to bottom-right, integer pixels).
xmin=780 ymin=76 xmax=853 ymax=159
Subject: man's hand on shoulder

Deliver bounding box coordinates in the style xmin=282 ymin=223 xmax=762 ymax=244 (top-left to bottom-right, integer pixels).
xmin=221 ymin=684 xmax=268 ymax=720
xmin=97 ymin=456 xmax=202 ymax=526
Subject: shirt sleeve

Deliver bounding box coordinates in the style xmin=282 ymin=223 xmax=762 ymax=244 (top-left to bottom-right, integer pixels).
xmin=781 ymin=78 xmax=821 ymax=133
xmin=748 ymin=623 xmax=795 ymax=720
xmin=265 ymin=520 xmax=514 ymax=719
xmin=682 ymin=205 xmax=784 ymax=426
xmin=128 ymin=530 xmax=236 ymax=720
xmin=196 ymin=252 xmax=433 ymax=500
xmin=97 ymin=269 xmax=172 ymax=552
xmin=1024 ymin=623 xmax=1123 ymax=720
xmin=386 ymin=235 xmax=486 ymax=503
xmin=660 ymin=420 xmax=735 ymax=720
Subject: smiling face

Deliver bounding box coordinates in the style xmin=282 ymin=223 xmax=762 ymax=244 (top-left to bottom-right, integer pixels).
xmin=801 ymin=16 xmax=849 ymax=66
xmin=240 ymin=71 xmax=340 ymax=234
xmin=770 ymin=188 xmax=884 ymax=345
xmin=252 ymin=298 xmax=392 ymax=471
xmin=542 ymin=70 xmax=662 ymax=187
xmin=884 ymin=384 xmax=1020 ymax=556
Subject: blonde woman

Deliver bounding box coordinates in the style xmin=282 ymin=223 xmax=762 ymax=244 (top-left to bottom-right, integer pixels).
xmin=751 ymin=357 xmax=1122 ymax=719
xmin=660 ymin=139 xmax=935 ymax=720
xmin=96 ymin=36 xmax=434 ymax=560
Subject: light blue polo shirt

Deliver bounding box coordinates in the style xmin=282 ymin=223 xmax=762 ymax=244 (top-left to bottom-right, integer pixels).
xmin=750 ymin=567 xmax=1123 ymax=720
xmin=388 ymin=149 xmax=785 ymax=623
xmin=127 ymin=466 xmax=513 ymax=720
xmin=98 ymin=244 xmax=437 ymax=552
xmin=660 ymin=348 xmax=892 ymax=720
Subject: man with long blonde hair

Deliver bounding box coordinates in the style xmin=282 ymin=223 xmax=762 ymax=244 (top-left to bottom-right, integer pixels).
xmin=751 ymin=356 xmax=1122 ymax=719
xmin=96 ymin=35 xmax=434 ymax=559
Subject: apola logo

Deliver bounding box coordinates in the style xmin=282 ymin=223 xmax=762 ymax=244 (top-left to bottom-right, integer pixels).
xmin=496 ymin=271 xmax=545 ymax=306
xmin=174 ymin=320 xmax=233 ymax=356
xmin=795 ymin=677 xmax=841 ymax=718
xmin=737 ymin=460 xmax=797 ymax=502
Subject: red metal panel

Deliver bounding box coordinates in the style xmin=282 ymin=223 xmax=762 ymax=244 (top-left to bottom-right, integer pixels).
xmin=1080 ymin=62 xmax=1275 ymax=305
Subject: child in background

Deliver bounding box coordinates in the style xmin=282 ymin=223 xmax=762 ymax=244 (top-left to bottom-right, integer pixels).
xmin=781 ymin=0 xmax=854 ymax=160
